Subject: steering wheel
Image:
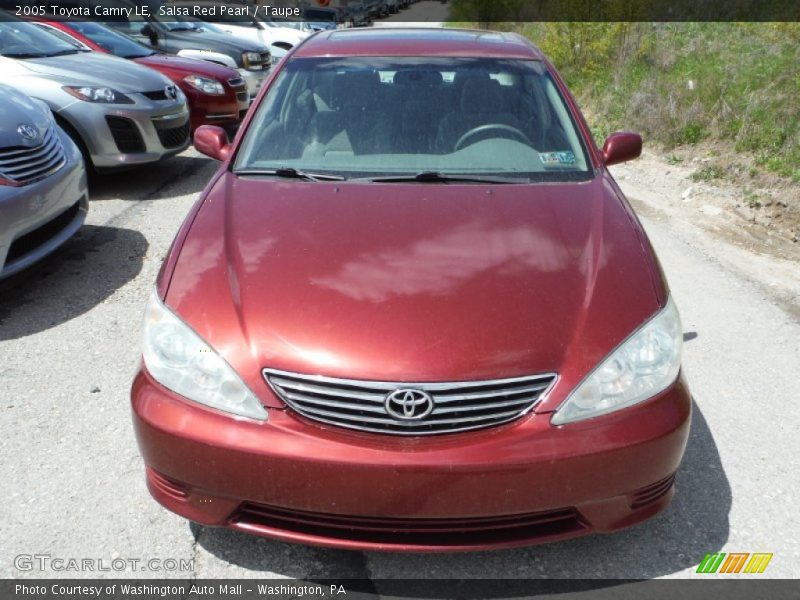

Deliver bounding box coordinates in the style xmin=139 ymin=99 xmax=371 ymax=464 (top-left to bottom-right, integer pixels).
xmin=454 ymin=124 xmax=532 ymax=152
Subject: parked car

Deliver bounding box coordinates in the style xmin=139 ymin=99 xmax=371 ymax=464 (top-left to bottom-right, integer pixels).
xmin=133 ymin=28 xmax=690 ymax=552
xmin=302 ymin=6 xmax=349 ymax=28
xmin=258 ymin=16 xmax=315 ymax=38
xmin=345 ymin=1 xmax=371 ymax=27
xmin=102 ymin=11 xmax=272 ymax=98
xmin=0 ymin=17 xmax=190 ymax=171
xmin=34 ymin=20 xmax=249 ymax=133
xmin=188 ymin=20 xmax=289 ymax=67
xmin=0 ymin=84 xmax=87 ymax=279
xmin=362 ymin=0 xmax=386 ymax=20
xmin=167 ymin=1 xmax=305 ymax=55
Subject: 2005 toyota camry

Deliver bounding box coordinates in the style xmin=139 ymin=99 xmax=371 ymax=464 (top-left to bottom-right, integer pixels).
xmin=132 ymin=28 xmax=691 ymax=552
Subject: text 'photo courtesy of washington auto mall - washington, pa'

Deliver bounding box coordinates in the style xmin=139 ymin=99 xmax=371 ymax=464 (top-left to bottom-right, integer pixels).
xmin=1 ymin=0 xmax=799 ymax=599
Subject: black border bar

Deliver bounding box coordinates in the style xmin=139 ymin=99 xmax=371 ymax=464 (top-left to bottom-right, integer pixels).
xmin=4 ymin=579 xmax=800 ymax=600
xmin=0 ymin=0 xmax=799 ymax=22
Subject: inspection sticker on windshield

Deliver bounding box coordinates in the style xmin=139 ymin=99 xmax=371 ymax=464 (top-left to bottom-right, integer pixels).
xmin=539 ymin=151 xmax=576 ymax=166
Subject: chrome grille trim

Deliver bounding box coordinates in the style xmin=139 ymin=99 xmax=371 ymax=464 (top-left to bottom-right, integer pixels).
xmin=264 ymin=368 xmax=557 ymax=436
xmin=0 ymin=127 xmax=66 ymax=185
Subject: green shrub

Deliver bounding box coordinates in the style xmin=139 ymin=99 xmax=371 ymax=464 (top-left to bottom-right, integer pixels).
xmin=478 ymin=22 xmax=800 ymax=179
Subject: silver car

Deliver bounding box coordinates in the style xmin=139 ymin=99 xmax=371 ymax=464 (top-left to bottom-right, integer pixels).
xmin=0 ymin=18 xmax=190 ymax=171
xmin=0 ymin=84 xmax=88 ymax=279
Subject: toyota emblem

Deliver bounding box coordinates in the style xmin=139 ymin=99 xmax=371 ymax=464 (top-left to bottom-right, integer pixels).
xmin=17 ymin=124 xmax=39 ymax=142
xmin=385 ymin=389 xmax=434 ymax=421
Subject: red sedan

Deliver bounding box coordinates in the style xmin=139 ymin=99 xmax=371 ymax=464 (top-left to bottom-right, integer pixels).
xmin=133 ymin=28 xmax=691 ymax=552
xmin=35 ymin=20 xmax=248 ymax=133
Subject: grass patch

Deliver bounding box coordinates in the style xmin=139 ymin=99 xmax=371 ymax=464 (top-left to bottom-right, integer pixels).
xmin=691 ymin=164 xmax=726 ymax=182
xmin=480 ymin=23 xmax=800 ymax=181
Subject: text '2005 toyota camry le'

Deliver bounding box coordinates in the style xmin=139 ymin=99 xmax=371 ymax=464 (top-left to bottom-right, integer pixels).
xmin=132 ymin=28 xmax=691 ymax=552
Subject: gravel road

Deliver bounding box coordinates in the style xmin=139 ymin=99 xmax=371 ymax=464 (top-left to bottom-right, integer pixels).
xmin=2 ymin=142 xmax=798 ymax=581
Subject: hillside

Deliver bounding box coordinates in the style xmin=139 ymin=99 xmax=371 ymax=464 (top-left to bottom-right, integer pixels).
xmin=458 ymin=22 xmax=800 ymax=243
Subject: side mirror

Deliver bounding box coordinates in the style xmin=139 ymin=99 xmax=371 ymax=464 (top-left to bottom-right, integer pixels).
xmin=194 ymin=126 xmax=231 ymax=161
xmin=602 ymin=132 xmax=642 ymax=166
xmin=140 ymin=24 xmax=158 ymax=45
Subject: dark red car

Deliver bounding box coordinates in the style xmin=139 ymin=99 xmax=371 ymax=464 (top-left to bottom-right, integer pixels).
xmin=133 ymin=28 xmax=691 ymax=552
xmin=35 ymin=20 xmax=248 ymax=133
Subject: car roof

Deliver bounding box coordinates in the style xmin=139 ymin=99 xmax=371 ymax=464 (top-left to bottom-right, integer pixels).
xmin=292 ymin=27 xmax=545 ymax=60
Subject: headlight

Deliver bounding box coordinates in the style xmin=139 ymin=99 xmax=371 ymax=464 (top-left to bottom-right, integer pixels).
xmin=142 ymin=290 xmax=268 ymax=421
xmin=183 ymin=75 xmax=225 ymax=95
xmin=242 ymin=51 xmax=264 ymax=70
xmin=551 ymin=297 xmax=682 ymax=425
xmin=63 ymin=86 xmax=134 ymax=104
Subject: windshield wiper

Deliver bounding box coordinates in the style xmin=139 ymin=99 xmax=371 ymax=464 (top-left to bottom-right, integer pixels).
xmin=359 ymin=171 xmax=529 ymax=184
xmin=234 ymin=168 xmax=346 ymax=182
xmin=47 ymin=49 xmax=88 ymax=56
xmin=3 ymin=52 xmax=46 ymax=58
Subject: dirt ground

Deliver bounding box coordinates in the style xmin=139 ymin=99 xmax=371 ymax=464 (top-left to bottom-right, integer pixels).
xmin=610 ymin=146 xmax=800 ymax=320
xmin=615 ymin=144 xmax=800 ymax=256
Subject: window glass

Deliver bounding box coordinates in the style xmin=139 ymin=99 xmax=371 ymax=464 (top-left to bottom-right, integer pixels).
xmin=235 ymin=57 xmax=593 ymax=182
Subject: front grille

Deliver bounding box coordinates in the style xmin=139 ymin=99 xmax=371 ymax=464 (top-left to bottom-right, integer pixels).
xmin=105 ymin=116 xmax=146 ymax=153
xmin=6 ymin=201 xmax=80 ymax=264
xmin=264 ymin=369 xmax=557 ymax=436
xmin=142 ymin=89 xmax=167 ymax=101
xmin=155 ymin=122 xmax=190 ymax=149
xmin=229 ymin=77 xmax=248 ymax=104
xmin=232 ymin=503 xmax=586 ymax=548
xmin=0 ymin=126 xmax=66 ymax=185
xmin=142 ymin=86 xmax=178 ymax=101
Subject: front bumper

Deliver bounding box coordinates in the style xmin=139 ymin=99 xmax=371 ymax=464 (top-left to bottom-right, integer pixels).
xmin=57 ymin=96 xmax=190 ymax=170
xmin=132 ymin=368 xmax=691 ymax=552
xmin=186 ymin=89 xmax=245 ymax=132
xmin=0 ymin=131 xmax=88 ymax=279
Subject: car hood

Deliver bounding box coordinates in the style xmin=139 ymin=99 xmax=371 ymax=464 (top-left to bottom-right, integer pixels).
xmin=165 ymin=174 xmax=663 ymax=409
xmin=0 ymin=84 xmax=50 ymax=148
xmin=169 ymin=29 xmax=267 ymax=54
xmin=135 ymin=54 xmax=239 ymax=80
xmin=15 ymin=52 xmax=169 ymax=92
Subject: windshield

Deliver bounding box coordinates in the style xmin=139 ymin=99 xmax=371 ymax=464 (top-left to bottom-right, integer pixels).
xmin=235 ymin=57 xmax=592 ymax=182
xmin=150 ymin=14 xmax=203 ymax=32
xmin=68 ymin=21 xmax=155 ymax=58
xmin=0 ymin=20 xmax=87 ymax=58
